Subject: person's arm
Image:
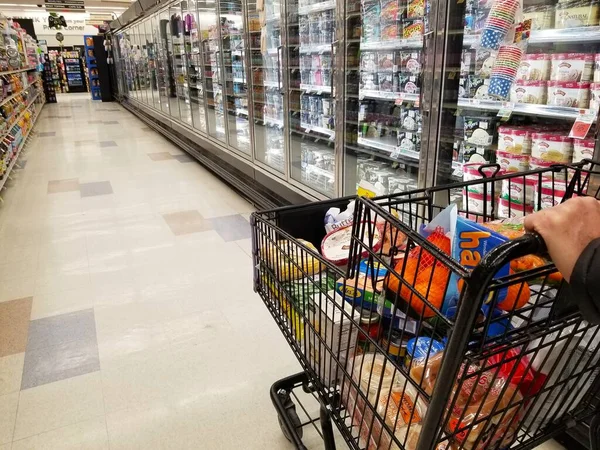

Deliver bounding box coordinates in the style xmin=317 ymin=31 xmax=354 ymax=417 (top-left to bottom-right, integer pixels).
xmin=524 ymin=197 xmax=600 ymax=321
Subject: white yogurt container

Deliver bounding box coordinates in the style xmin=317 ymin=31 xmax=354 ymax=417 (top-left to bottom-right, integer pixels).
xmin=498 ymin=197 xmax=534 ymax=218
xmin=531 ymin=132 xmax=573 ymax=163
xmin=510 ymin=80 xmax=547 ymax=104
xmin=550 ymin=53 xmax=594 ymax=82
xmin=497 ymin=126 xmax=532 ymax=155
xmin=533 ymin=181 xmax=567 ymax=210
xmin=501 ymin=176 xmax=537 ymax=206
xmin=518 ymin=54 xmax=551 ymax=81
xmin=463 ymin=190 xmax=494 ymax=215
xmin=573 ymin=138 xmax=595 ymax=163
xmin=496 ymin=150 xmax=530 ymax=173
xmin=547 ymin=81 xmax=590 ymax=108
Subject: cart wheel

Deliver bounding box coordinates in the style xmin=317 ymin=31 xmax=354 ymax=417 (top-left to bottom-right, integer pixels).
xmin=277 ymin=392 xmax=303 ymax=442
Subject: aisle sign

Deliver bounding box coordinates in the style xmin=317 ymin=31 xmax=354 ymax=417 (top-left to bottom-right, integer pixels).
xmin=45 ymin=0 xmax=85 ymax=11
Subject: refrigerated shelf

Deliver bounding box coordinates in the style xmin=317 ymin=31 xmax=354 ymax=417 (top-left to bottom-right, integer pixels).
xmin=463 ymin=26 xmax=600 ymax=47
xmin=297 ymin=0 xmax=334 ymax=14
xmin=455 ymin=99 xmax=593 ymax=121
xmin=360 ymin=37 xmax=423 ymax=51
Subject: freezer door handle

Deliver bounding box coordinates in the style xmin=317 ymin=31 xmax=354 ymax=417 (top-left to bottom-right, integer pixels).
xmin=330 ymin=40 xmax=338 ymax=96
xmin=277 ymin=45 xmax=283 ymax=94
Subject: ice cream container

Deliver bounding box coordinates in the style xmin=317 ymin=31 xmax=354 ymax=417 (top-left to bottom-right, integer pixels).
xmin=517 ymin=54 xmax=551 ymax=81
xmin=547 ymin=81 xmax=590 ymax=108
xmin=463 ymin=163 xmax=500 ymax=194
xmin=529 ymin=156 xmax=568 ymax=181
xmin=533 ymin=181 xmax=568 ymax=210
xmin=498 ymin=197 xmax=534 ymax=218
xmin=531 ymin=132 xmax=573 ymax=162
xmin=496 ymin=150 xmax=530 ymax=173
xmin=463 ymin=190 xmax=494 ymax=215
xmin=550 ymin=53 xmax=594 ymax=82
xmin=523 ymin=4 xmax=555 ymax=29
xmin=590 ymin=82 xmax=600 ymax=111
xmin=498 ymin=126 xmax=532 ymax=155
xmin=501 ymin=176 xmax=537 ymax=206
xmin=573 ymin=138 xmax=595 ymax=163
xmin=555 ymin=0 xmax=600 ymax=28
xmin=510 ymin=80 xmax=547 ymax=104
xmin=595 ymin=54 xmax=600 ymax=82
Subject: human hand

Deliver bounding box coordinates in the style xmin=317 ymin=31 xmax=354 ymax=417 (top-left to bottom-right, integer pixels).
xmin=524 ymin=197 xmax=600 ymax=282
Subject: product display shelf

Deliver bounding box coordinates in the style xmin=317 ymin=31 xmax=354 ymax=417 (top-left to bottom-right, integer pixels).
xmin=0 ymin=101 xmax=42 ymax=192
xmin=0 ymin=92 xmax=41 ymax=143
xmin=84 ymin=35 xmax=101 ymax=100
xmin=0 ymin=80 xmax=39 ymax=108
xmin=455 ymin=98 xmax=592 ymax=120
xmin=360 ymin=37 xmax=423 ymax=51
xmin=0 ymin=67 xmax=37 ymax=76
xmin=463 ymin=26 xmax=600 ymax=48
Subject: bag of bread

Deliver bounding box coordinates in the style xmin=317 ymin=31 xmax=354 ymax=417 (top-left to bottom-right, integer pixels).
xmin=264 ymin=238 xmax=322 ymax=281
xmin=409 ymin=350 xmax=444 ymax=395
xmin=376 ymin=375 xmax=428 ymax=434
xmin=350 ymin=353 xmax=398 ymax=404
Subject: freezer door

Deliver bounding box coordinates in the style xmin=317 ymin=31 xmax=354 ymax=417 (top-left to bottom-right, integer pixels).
xmin=186 ymin=0 xmax=208 ymax=133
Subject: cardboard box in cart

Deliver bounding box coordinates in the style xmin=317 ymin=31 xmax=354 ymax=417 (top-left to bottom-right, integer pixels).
xmin=307 ymin=290 xmax=360 ymax=387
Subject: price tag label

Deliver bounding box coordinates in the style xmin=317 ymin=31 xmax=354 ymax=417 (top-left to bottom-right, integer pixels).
xmin=497 ymin=102 xmax=514 ymax=121
xmin=569 ymin=109 xmax=597 ymax=139
xmin=317 ymin=90 xmax=322 ymax=95
xmin=395 ymin=93 xmax=405 ymax=106
xmin=305 ymin=127 xmax=311 ymax=133
xmin=390 ymin=146 xmax=401 ymax=159
xmin=414 ymin=96 xmax=420 ymax=108
xmin=359 ymin=93 xmax=365 ymax=100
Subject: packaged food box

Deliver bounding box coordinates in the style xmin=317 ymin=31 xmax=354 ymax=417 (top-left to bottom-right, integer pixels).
xmin=307 ymin=290 xmax=360 ymax=386
xmin=407 ymin=0 xmax=425 ymax=17
xmin=360 ymin=51 xmax=379 ymax=72
xmin=360 ymin=72 xmax=379 ymax=90
xmin=379 ymin=73 xmax=396 ymax=92
xmin=403 ymin=18 xmax=424 ymax=38
xmin=362 ymin=1 xmax=381 ymax=43
xmin=523 ymin=4 xmax=554 ymax=30
xmin=531 ymin=132 xmax=574 ymax=162
xmin=378 ymin=52 xmax=396 ymax=72
xmin=547 ymin=81 xmax=590 ymax=107
xmin=550 ymin=53 xmax=593 ymax=82
xmin=510 ymin=80 xmax=547 ymax=104
xmin=594 ymin=54 xmax=600 ymax=82
xmin=555 ymin=0 xmax=600 ymax=28
xmin=463 ymin=190 xmax=494 ymax=215
xmin=461 ymin=49 xmax=476 ymax=76
xmin=464 ymin=116 xmax=496 ymax=146
xmin=475 ymin=49 xmax=496 ymax=79
xmin=468 ymin=75 xmax=490 ymax=99
xmin=400 ymin=106 xmax=422 ymax=131
xmin=397 ymin=131 xmax=421 ymax=153
xmin=517 ymin=54 xmax=550 ymax=81
xmin=459 ymin=77 xmax=469 ymax=98
xmin=529 ymin=156 xmax=568 ymax=181
xmin=336 ymin=259 xmax=388 ymax=310
xmin=590 ymin=81 xmax=600 ymax=111
xmin=573 ymin=138 xmax=595 ymax=162
xmin=401 ymin=51 xmax=422 ymax=75
xmin=498 ymin=125 xmax=532 ymax=155
xmin=399 ymin=73 xmax=420 ymax=94
xmin=501 ymin=176 xmax=537 ymax=206
xmin=463 ymin=163 xmax=500 ymax=194
xmin=461 ymin=144 xmax=494 ymax=164
xmin=533 ymin=180 xmax=567 ymax=210
xmin=496 ymin=150 xmax=530 ymax=173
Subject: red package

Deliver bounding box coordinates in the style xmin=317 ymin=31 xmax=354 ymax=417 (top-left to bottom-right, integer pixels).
xmin=485 ymin=348 xmax=538 ymax=396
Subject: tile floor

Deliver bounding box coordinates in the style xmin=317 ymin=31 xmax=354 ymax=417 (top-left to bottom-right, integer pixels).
xmin=0 ymin=94 xmax=566 ymax=450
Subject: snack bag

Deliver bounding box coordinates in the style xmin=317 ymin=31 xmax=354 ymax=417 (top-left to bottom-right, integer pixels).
xmin=325 ymin=201 xmax=355 ymax=234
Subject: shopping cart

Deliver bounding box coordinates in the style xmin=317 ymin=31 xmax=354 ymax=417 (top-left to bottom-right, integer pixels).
xmin=251 ymin=161 xmax=600 ymax=450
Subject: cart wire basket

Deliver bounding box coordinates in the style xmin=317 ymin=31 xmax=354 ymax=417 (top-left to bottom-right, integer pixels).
xmin=251 ymin=161 xmax=600 ymax=450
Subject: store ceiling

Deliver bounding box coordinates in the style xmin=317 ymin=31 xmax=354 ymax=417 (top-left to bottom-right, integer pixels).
xmin=0 ymin=0 xmax=131 ymax=14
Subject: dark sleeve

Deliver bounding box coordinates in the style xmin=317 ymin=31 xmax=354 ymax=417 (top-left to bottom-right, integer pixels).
xmin=570 ymin=237 xmax=600 ymax=324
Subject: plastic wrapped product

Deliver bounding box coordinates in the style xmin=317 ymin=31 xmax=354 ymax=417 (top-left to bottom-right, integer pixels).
xmin=376 ymin=374 xmax=428 ymax=432
xmin=550 ymin=53 xmax=594 ymax=82
xmin=547 ymin=81 xmax=590 ymax=108
xmin=573 ymin=138 xmax=595 ymax=163
xmin=408 ymin=350 xmax=444 ymax=395
xmin=510 ymin=80 xmax=547 ymax=104
xmin=555 ymin=0 xmax=600 ymax=28
xmin=350 ymin=353 xmax=398 ymax=404
xmin=531 ymin=132 xmax=573 ymax=163
xmin=517 ymin=54 xmax=550 ymax=81
xmin=523 ymin=4 xmax=554 ymax=30
xmin=264 ymin=239 xmax=323 ymax=281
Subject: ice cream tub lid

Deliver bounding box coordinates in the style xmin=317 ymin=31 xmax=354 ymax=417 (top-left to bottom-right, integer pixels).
xmin=513 ymin=80 xmax=547 ymax=87
xmin=406 ymin=337 xmax=445 ymax=360
xmin=531 ymin=132 xmax=572 ymax=141
xmin=551 ymin=53 xmax=595 ymax=61
xmin=522 ymin=53 xmax=550 ymax=61
xmin=496 ymin=150 xmax=530 ymax=161
xmin=547 ymin=81 xmax=591 ymax=89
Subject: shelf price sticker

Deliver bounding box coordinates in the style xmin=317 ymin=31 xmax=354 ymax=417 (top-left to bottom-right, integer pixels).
xmin=569 ymin=109 xmax=597 ymax=139
xmin=395 ymin=93 xmax=405 ymax=106
xmin=390 ymin=146 xmax=402 ymax=159
xmin=497 ymin=102 xmax=514 ymax=121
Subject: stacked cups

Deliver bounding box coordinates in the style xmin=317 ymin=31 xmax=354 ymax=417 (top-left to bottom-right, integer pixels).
xmin=480 ymin=0 xmax=520 ymax=50
xmin=489 ymin=45 xmax=524 ymax=99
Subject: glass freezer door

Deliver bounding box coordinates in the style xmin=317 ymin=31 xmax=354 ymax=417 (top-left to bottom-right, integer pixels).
xmin=158 ymin=9 xmax=178 ymax=118
xmin=184 ymin=0 xmax=208 ymax=133
xmin=199 ymin=1 xmax=228 ymax=143
xmin=248 ymin=0 xmax=285 ymax=172
xmin=342 ymin=0 xmax=425 ymax=196
xmin=170 ymin=3 xmax=194 ymax=126
xmin=151 ymin=14 xmax=170 ymax=113
xmin=143 ymin=19 xmax=160 ymax=110
xmin=429 ymin=0 xmax=600 ymax=216
xmin=220 ymin=0 xmax=252 ymax=154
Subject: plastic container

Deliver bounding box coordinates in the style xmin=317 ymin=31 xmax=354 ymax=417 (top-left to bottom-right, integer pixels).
xmin=510 ymin=80 xmax=547 ymax=104
xmin=498 ymin=197 xmax=534 ymax=218
xmin=550 ymin=53 xmax=594 ymax=82
xmin=531 ymin=132 xmax=573 ymax=162
xmin=555 ymin=0 xmax=600 ymax=28
xmin=463 ymin=163 xmax=500 ymax=194
xmin=590 ymin=82 xmax=600 ymax=111
xmin=496 ymin=150 xmax=530 ymax=172
xmin=322 ymin=222 xmax=382 ymax=266
xmin=547 ymin=81 xmax=590 ymax=108
xmin=498 ymin=126 xmax=532 ymax=155
xmin=523 ymin=4 xmax=555 ymax=29
xmin=404 ymin=337 xmax=445 ymax=369
xmin=501 ymin=176 xmax=537 ymax=206
xmin=573 ymin=138 xmax=595 ymax=162
xmin=517 ymin=54 xmax=551 ymax=81
xmin=534 ymin=181 xmax=568 ymax=210
xmin=462 ymin=190 xmax=494 ymax=215
xmin=529 ymin=156 xmax=568 ymax=181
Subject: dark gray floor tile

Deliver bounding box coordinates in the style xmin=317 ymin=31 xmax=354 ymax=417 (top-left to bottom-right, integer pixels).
xmin=21 ymin=338 xmax=100 ymax=390
xmin=88 ymin=120 xmax=103 ymax=124
xmin=38 ymin=132 xmax=56 ymax=137
xmin=80 ymin=181 xmax=113 ymax=197
xmin=27 ymin=309 xmax=96 ymax=352
xmin=173 ymin=154 xmax=194 ymax=163
xmin=209 ymin=214 xmax=251 ymax=242
xmin=103 ymin=120 xmax=119 ymax=125
xmin=98 ymin=140 xmax=117 ymax=148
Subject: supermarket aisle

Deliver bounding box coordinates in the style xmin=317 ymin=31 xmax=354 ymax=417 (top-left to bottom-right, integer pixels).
xmin=0 ymin=94 xmax=309 ymax=449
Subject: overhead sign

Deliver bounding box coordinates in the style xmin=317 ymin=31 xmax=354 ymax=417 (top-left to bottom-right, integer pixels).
xmin=86 ymin=13 xmax=114 ymax=26
xmin=45 ymin=0 xmax=85 ymax=11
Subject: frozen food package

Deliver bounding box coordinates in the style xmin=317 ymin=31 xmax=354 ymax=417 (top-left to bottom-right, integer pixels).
xmin=399 ymin=73 xmax=420 ymax=94
xmin=468 ymin=75 xmax=490 ymax=99
xmin=401 ymin=51 xmax=422 ymax=75
xmin=407 ymin=0 xmax=425 ymax=17
xmin=381 ymin=0 xmax=402 ymax=21
xmin=403 ymin=18 xmax=424 ymax=38
xmin=362 ymin=0 xmax=381 ymax=42
xmin=378 ymin=52 xmax=396 ymax=72
xmin=381 ymin=22 xmax=401 ymax=40
xmin=361 ymin=51 xmax=379 ymax=72
xmin=475 ymin=50 xmax=496 ymax=79
xmin=264 ymin=238 xmax=323 ymax=281
xmin=463 ymin=116 xmax=496 ymax=146
xmin=360 ymin=72 xmax=379 ymax=90
xmin=324 ymin=200 xmax=355 ymax=233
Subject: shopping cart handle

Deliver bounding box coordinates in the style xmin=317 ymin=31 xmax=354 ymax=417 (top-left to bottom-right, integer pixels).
xmin=477 ymin=232 xmax=548 ymax=275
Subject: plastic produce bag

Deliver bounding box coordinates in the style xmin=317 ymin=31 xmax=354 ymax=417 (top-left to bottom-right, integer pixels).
xmin=264 ymin=238 xmax=322 ymax=281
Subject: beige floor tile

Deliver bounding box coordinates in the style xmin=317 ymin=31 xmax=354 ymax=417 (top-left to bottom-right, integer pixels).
xmin=0 ymin=353 xmax=24 ymax=395
xmin=0 ymin=277 xmax=36 ymax=305
xmin=0 ymin=443 xmax=10 ymax=450
xmin=147 ymin=152 xmax=174 ymax=161
xmin=30 ymin=287 xmax=94 ymax=320
xmin=13 ymin=372 xmax=105 ymax=441
xmin=162 ymin=210 xmax=212 ymax=236
xmin=11 ymin=416 xmax=109 ymax=450
xmin=47 ymin=178 xmax=79 ymax=194
xmin=0 ymin=392 xmax=18 ymax=444
xmin=0 ymin=297 xmax=32 ymax=357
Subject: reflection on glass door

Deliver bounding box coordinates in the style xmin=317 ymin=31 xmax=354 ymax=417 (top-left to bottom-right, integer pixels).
xmin=137 ymin=23 xmax=151 ymax=105
xmin=342 ymin=0 xmax=425 ymax=196
xmin=220 ymin=0 xmax=251 ymax=154
xmin=200 ymin=1 xmax=227 ymax=142
xmin=288 ymin=0 xmax=337 ymax=197
xmin=151 ymin=14 xmax=169 ymax=112
xmin=171 ymin=3 xmax=194 ymax=125
xmin=248 ymin=0 xmax=285 ymax=171
xmin=158 ymin=9 xmax=179 ymax=119
xmin=144 ymin=19 xmax=159 ymax=110
xmin=183 ymin=0 xmax=207 ymax=132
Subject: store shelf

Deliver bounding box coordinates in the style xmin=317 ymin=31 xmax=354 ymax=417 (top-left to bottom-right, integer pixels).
xmin=299 ymin=44 xmax=331 ymax=54
xmin=463 ymin=26 xmax=600 ymax=47
xmin=0 ymin=93 xmax=40 ymax=142
xmin=233 ymin=77 xmax=246 ymax=83
xmin=301 ymin=124 xmax=335 ymax=139
xmin=0 ymin=81 xmax=38 ymax=108
xmin=264 ymin=80 xmax=280 ymax=88
xmin=456 ymin=98 xmax=589 ymax=120
xmin=300 ymin=84 xmax=331 ymax=93
xmin=357 ymin=136 xmax=420 ymax=161
xmin=236 ymin=108 xmax=248 ymax=116
xmin=304 ymin=164 xmax=334 ymax=180
xmin=360 ymin=90 xmax=419 ymax=102
xmin=360 ymin=37 xmax=423 ymax=51
xmin=298 ymin=0 xmax=335 ymax=15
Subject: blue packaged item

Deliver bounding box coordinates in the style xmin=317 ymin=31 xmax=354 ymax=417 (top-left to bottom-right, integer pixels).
xmin=405 ymin=337 xmax=445 ymax=368
xmin=337 ymin=259 xmax=388 ymax=311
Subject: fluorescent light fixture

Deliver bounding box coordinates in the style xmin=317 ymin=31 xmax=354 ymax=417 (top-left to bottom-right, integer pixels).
xmin=87 ymin=6 xmax=126 ymax=9
xmin=0 ymin=3 xmax=30 ymax=6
